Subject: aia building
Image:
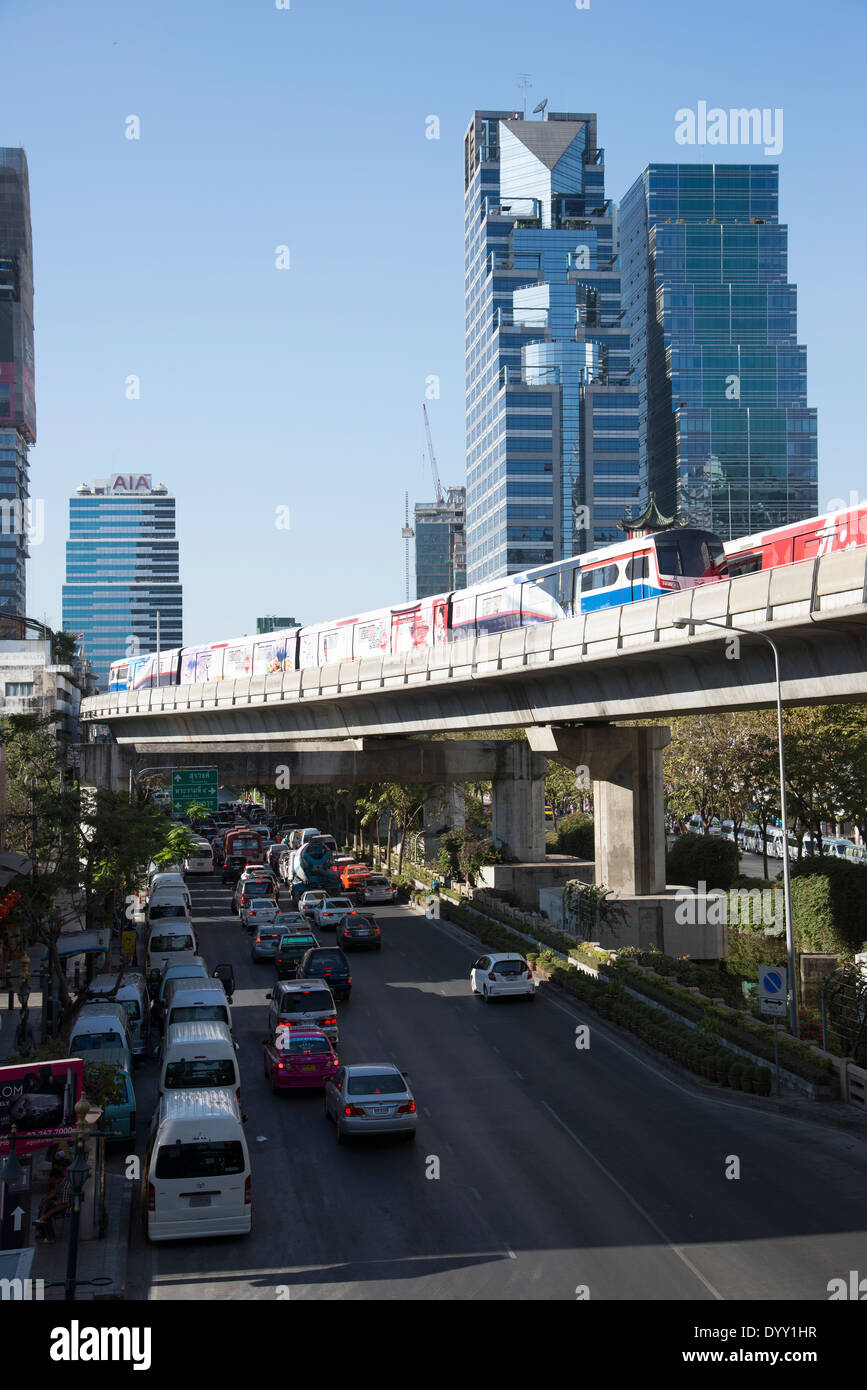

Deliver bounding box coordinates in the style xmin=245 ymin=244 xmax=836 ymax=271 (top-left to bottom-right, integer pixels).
xmin=61 ymin=475 xmax=183 ymax=691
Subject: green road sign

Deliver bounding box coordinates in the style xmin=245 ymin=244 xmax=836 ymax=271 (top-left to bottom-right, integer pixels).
xmin=171 ymin=767 xmax=219 ymax=813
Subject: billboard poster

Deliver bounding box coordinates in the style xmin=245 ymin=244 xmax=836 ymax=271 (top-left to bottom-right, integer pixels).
xmin=0 ymin=1058 xmax=84 ymax=1156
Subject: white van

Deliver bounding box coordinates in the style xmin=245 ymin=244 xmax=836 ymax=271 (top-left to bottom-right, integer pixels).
xmin=146 ymin=886 xmax=192 ymax=926
xmin=69 ymin=1002 xmax=134 ymax=1065
xmin=148 ymin=871 xmax=187 ymax=898
xmin=163 ymin=978 xmax=231 ymax=1032
xmin=143 ymin=1089 xmax=251 ymax=1242
xmin=158 ymin=1021 xmax=240 ymax=1102
xmin=184 ymin=842 xmax=214 ymax=875
xmin=86 ymin=972 xmax=150 ymax=1060
xmin=147 ymin=861 xmax=185 ymax=891
xmin=146 ymin=920 xmax=198 ymax=980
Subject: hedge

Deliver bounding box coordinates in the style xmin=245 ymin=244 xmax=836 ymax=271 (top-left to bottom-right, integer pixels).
xmin=789 ymin=858 xmax=867 ymax=954
xmin=666 ymin=833 xmax=740 ymax=890
xmin=609 ymin=960 xmax=834 ymax=1084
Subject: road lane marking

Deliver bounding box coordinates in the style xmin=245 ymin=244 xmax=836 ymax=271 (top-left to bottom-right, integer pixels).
xmin=514 ymin=1071 xmax=524 ymax=1080
xmin=540 ymin=1100 xmax=723 ymax=1301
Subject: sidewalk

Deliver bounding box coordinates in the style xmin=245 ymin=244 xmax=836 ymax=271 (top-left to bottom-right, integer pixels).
xmin=30 ymin=1172 xmax=132 ymax=1301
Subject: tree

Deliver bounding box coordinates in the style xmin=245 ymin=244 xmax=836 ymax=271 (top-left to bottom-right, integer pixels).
xmin=1 ymin=715 xmax=179 ymax=1031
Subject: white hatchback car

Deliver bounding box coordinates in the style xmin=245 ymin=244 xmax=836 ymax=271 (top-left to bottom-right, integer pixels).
xmin=470 ymin=952 xmax=536 ymax=1002
xmin=241 ymin=897 xmax=279 ymax=932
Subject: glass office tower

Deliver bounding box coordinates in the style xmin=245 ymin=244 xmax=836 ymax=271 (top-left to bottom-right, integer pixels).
xmin=0 ymin=149 xmax=36 ymax=625
xmin=464 ymin=110 xmax=639 ymax=584
xmin=414 ymin=487 xmax=467 ymax=597
xmin=620 ymin=164 xmax=818 ymax=538
xmin=62 ymin=476 xmax=183 ymax=689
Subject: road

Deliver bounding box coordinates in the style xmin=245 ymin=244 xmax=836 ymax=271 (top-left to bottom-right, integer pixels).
xmin=123 ymin=874 xmax=867 ymax=1301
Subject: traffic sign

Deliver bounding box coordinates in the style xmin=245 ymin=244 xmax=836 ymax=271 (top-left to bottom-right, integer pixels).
xmin=759 ymin=966 xmax=787 ymax=1017
xmin=121 ymin=929 xmax=137 ymax=961
xmin=171 ymin=767 xmax=219 ymax=813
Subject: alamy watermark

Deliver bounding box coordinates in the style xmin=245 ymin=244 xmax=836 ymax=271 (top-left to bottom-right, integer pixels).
xmin=675 ymin=102 xmax=783 ymax=156
xmin=674 ymin=879 xmax=783 ymax=927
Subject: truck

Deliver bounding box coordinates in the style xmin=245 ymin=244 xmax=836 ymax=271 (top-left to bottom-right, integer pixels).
xmin=290 ymin=834 xmax=342 ymax=902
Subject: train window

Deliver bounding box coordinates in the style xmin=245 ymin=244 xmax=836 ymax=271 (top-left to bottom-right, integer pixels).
xmin=580 ymin=564 xmax=619 ymax=592
xmin=656 ymin=543 xmax=683 ymax=576
xmin=626 ymin=556 xmax=650 ymax=581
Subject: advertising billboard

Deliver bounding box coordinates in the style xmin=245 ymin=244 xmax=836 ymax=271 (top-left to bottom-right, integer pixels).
xmin=0 ymin=1058 xmax=84 ymax=1156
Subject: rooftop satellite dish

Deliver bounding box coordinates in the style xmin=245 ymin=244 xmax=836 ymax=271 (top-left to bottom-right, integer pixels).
xmin=533 ymin=98 xmax=548 ymax=115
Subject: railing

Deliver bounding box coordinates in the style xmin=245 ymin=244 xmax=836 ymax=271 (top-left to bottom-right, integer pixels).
xmin=80 ymin=547 xmax=867 ymax=724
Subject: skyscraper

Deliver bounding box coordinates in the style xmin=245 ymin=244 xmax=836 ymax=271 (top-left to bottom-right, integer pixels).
xmin=620 ymin=164 xmax=818 ymax=538
xmin=0 ymin=149 xmax=36 ymax=625
xmin=464 ymin=109 xmax=639 ymax=585
xmin=414 ymin=486 xmax=467 ymax=598
xmin=61 ymin=474 xmax=183 ymax=689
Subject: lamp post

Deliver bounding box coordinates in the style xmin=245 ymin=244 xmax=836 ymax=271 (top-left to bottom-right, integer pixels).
xmin=64 ymin=1098 xmax=92 ymax=1302
xmin=672 ymin=616 xmax=798 ymax=1035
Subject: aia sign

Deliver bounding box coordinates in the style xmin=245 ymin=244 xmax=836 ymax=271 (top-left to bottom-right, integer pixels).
xmin=111 ymin=474 xmax=151 ymax=493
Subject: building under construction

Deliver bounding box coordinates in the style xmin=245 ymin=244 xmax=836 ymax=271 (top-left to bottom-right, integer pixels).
xmin=414 ymin=487 xmax=467 ymax=599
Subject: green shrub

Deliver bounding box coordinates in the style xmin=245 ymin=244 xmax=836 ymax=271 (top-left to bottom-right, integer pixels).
xmin=790 ymin=858 xmax=867 ymax=954
xmin=666 ymin=833 xmax=740 ymax=890
xmin=555 ymin=813 xmax=595 ymax=859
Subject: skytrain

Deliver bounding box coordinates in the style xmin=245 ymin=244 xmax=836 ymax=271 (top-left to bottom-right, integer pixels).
xmin=107 ymin=524 xmax=726 ymax=692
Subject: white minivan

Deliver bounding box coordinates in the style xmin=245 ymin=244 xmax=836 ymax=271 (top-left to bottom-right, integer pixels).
xmin=158 ymin=1020 xmax=240 ymax=1103
xmin=143 ymin=1090 xmax=251 ymax=1242
xmin=145 ymin=920 xmax=198 ymax=980
xmin=86 ymin=972 xmax=150 ymax=1060
xmin=146 ymin=887 xmax=192 ymax=927
xmin=163 ymin=978 xmax=231 ymax=1032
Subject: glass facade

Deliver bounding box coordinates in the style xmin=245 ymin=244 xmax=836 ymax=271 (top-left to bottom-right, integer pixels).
xmin=0 ymin=149 xmax=35 ymax=624
xmin=414 ymin=487 xmax=467 ymax=597
xmin=620 ymin=164 xmax=818 ymax=538
xmin=61 ymin=483 xmax=183 ymax=689
xmin=464 ymin=110 xmax=639 ymax=583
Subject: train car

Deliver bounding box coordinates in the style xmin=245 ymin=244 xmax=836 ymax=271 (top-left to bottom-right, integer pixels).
xmin=297 ymin=596 xmax=449 ymax=669
xmin=451 ymin=527 xmax=725 ymax=638
xmin=107 ymin=649 xmax=181 ymax=692
xmin=178 ymin=627 xmax=300 ymax=684
xmin=724 ymin=500 xmax=867 ymax=577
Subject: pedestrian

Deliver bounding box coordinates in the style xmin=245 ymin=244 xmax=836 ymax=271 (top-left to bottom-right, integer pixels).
xmin=33 ymin=1155 xmax=72 ymax=1242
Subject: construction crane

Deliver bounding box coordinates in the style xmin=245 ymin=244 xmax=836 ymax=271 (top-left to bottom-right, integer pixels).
xmin=422 ymin=403 xmax=444 ymax=505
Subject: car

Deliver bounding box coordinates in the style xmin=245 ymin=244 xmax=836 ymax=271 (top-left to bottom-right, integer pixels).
xmin=313 ymin=896 xmax=354 ymax=929
xmin=266 ymin=980 xmax=339 ymax=1043
xmin=470 ymin=952 xmax=536 ymax=1002
xmin=250 ymin=926 xmax=285 ymax=963
xmin=221 ymin=855 xmax=247 ymax=887
xmin=263 ymin=1026 xmax=339 ymax=1092
xmin=337 ymin=912 xmax=381 ymax=951
xmin=232 ymin=872 xmax=279 ymax=915
xmin=275 ymin=929 xmax=320 ymax=979
xmin=272 ymin=909 xmax=305 ymax=932
xmin=298 ymin=890 xmax=327 ymax=921
xmin=265 ymin=843 xmax=285 ymax=872
xmin=324 ymin=1063 xmax=417 ymax=1143
xmin=338 ymin=863 xmax=371 ymax=894
xmin=297 ymin=947 xmax=351 ymax=1000
xmin=242 ymin=897 xmax=280 ymax=933
xmin=359 ymin=875 xmax=397 ymax=905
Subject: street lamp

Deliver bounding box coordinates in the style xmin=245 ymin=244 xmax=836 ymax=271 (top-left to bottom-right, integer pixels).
xmin=672 ymin=616 xmax=798 ymax=1035
xmin=64 ymin=1098 xmax=92 ymax=1302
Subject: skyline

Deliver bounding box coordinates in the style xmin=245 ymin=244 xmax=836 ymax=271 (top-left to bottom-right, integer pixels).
xmin=3 ymin=0 xmax=865 ymax=646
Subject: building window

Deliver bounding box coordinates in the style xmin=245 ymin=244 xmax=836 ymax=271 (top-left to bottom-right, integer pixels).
xmin=5 ymin=682 xmax=34 ymax=696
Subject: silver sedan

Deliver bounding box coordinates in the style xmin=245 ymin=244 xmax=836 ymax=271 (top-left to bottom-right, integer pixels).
xmin=324 ymin=1063 xmax=417 ymax=1143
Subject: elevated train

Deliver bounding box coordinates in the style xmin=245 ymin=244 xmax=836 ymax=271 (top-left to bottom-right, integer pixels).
xmin=112 ymin=508 xmax=858 ymax=693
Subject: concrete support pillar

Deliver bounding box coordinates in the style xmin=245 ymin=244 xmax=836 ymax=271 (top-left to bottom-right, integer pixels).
xmin=527 ymin=724 xmax=670 ymax=896
xmin=422 ymin=783 xmax=466 ymax=856
xmin=491 ymin=742 xmax=547 ymax=863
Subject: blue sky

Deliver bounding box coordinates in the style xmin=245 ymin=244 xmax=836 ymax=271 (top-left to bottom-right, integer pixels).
xmin=5 ymin=0 xmax=865 ymax=643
